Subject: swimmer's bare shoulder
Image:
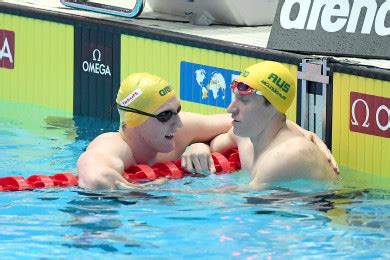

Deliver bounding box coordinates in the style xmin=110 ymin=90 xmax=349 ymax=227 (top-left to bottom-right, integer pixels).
xmin=295 ymin=137 xmax=337 ymax=180
xmin=250 ymin=132 xmax=336 ymax=187
xmin=77 ymin=132 xmax=135 ymax=189
xmin=86 ymin=133 xmax=133 ymax=160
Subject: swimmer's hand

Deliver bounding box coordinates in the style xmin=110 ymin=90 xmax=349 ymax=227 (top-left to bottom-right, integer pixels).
xmin=115 ymin=178 xmax=168 ymax=190
xmin=181 ymin=143 xmax=216 ymax=174
xmin=287 ymin=120 xmax=339 ymax=175
xmin=304 ymin=131 xmax=340 ymax=175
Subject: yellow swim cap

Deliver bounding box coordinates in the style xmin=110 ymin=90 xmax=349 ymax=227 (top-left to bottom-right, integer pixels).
xmin=236 ymin=61 xmax=296 ymax=114
xmin=116 ymin=72 xmax=175 ymax=128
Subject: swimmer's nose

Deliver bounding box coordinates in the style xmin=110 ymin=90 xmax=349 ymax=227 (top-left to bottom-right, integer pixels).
xmin=173 ymin=114 xmax=183 ymax=129
xmin=227 ymin=99 xmax=238 ymax=115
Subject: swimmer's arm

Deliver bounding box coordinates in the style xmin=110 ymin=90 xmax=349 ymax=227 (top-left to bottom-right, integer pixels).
xmin=249 ymin=146 xmax=300 ymax=188
xmin=180 ymin=127 xmax=237 ymax=173
xmin=77 ymin=149 xmax=129 ymax=190
xmin=115 ymin=178 xmax=168 ymax=190
xmin=209 ymin=127 xmax=237 ymax=153
xmin=115 ymin=180 xmax=253 ymax=192
xmin=249 ymin=140 xmax=337 ymax=188
xmin=181 ymin=142 xmax=215 ymax=173
xmin=156 ymin=113 xmax=232 ymax=163
xmin=180 ymin=112 xmax=232 ymax=143
xmin=286 ymin=120 xmax=339 ymax=174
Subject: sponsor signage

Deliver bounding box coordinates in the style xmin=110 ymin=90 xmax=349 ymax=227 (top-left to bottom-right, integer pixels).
xmin=159 ymin=85 xmax=173 ymax=96
xmin=0 ymin=29 xmax=15 ymax=69
xmin=350 ymin=92 xmax=390 ymax=138
xmin=180 ymin=61 xmax=240 ymax=108
xmin=268 ymin=0 xmax=390 ymax=59
xmin=82 ymin=48 xmax=112 ymax=77
xmin=120 ymin=88 xmax=143 ymax=106
xmin=74 ymin=27 xmax=119 ymax=120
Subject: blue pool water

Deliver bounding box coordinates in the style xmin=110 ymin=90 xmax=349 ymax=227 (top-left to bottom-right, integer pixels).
xmin=0 ymin=101 xmax=389 ymax=259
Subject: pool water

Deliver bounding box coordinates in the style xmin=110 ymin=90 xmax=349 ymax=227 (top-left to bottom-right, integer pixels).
xmin=0 ymin=100 xmax=389 ymax=259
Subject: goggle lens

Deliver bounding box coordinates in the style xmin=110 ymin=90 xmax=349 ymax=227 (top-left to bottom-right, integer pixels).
xmin=155 ymin=106 xmax=181 ymax=122
xmin=231 ymin=81 xmax=262 ymax=96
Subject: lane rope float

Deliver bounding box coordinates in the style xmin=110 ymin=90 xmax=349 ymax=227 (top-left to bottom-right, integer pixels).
xmin=0 ymin=148 xmax=240 ymax=191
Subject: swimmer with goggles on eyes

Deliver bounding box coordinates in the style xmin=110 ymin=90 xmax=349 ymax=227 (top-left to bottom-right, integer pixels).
xmin=77 ymin=70 xmax=338 ymax=190
xmin=77 ymin=72 xmax=234 ymax=189
xmin=116 ymin=104 xmax=181 ymax=123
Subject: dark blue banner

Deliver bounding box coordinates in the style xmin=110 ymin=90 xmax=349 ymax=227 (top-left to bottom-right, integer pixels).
xmin=180 ymin=61 xmax=240 ymax=108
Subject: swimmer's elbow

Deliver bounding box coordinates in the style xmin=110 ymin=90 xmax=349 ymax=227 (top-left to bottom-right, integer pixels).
xmin=303 ymin=145 xmax=338 ymax=181
xmin=77 ymin=168 xmax=119 ymax=190
xmin=77 ymin=151 xmax=97 ymax=178
xmin=320 ymin=165 xmax=338 ymax=181
xmin=77 ymin=151 xmax=121 ymax=190
xmin=78 ymin=175 xmax=114 ymax=190
xmin=210 ymin=130 xmax=236 ymax=153
xmin=248 ymin=181 xmax=265 ymax=190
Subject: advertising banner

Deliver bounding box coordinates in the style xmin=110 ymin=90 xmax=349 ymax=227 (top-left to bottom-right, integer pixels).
xmin=180 ymin=61 xmax=240 ymax=108
xmin=74 ymin=27 xmax=120 ymax=120
xmin=0 ymin=29 xmax=14 ymax=69
xmin=350 ymin=92 xmax=390 ymax=138
xmin=268 ymin=0 xmax=390 ymax=59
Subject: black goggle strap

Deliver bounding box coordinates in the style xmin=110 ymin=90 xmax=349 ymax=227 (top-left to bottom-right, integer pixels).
xmin=117 ymin=104 xmax=181 ymax=122
xmin=116 ymin=104 xmax=157 ymax=118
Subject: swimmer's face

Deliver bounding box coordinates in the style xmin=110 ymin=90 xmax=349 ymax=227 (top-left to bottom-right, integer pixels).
xmin=227 ymin=88 xmax=276 ymax=137
xmin=135 ymin=96 xmax=183 ymax=153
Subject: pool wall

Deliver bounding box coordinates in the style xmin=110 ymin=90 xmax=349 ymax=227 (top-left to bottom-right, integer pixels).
xmin=331 ymin=70 xmax=390 ymax=178
xmin=120 ymin=34 xmax=298 ymax=118
xmin=0 ymin=3 xmax=389 ymax=178
xmin=0 ymin=13 xmax=73 ymax=113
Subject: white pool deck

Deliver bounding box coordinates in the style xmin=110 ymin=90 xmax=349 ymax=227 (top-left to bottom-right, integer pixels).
xmin=1 ymin=0 xmax=390 ymax=70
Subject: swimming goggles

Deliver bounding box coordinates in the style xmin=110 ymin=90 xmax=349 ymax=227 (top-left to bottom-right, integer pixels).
xmin=231 ymin=81 xmax=262 ymax=96
xmin=117 ymin=104 xmax=181 ymax=123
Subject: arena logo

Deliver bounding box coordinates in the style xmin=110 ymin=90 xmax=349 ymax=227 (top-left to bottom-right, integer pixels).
xmin=350 ymin=92 xmax=390 ymax=138
xmin=280 ymin=0 xmax=390 ymax=36
xmin=159 ymin=85 xmax=172 ymax=97
xmin=82 ymin=48 xmax=111 ymax=76
xmin=0 ymin=30 xmax=15 ymax=69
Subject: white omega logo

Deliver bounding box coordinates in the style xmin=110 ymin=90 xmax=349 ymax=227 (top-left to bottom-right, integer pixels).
xmin=82 ymin=48 xmax=111 ymax=76
xmin=92 ymin=49 xmax=101 ymax=62
xmin=376 ymin=105 xmax=390 ymax=131
xmin=351 ymin=98 xmax=390 ymax=132
xmin=351 ymin=98 xmax=370 ymax=128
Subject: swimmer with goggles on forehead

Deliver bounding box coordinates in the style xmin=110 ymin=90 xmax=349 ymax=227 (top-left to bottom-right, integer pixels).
xmin=230 ymin=80 xmax=263 ymax=96
xmin=179 ymin=61 xmax=339 ymax=190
